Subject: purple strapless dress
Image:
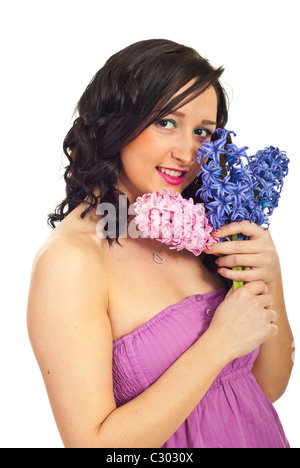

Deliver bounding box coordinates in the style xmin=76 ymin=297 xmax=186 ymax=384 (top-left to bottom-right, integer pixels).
xmin=112 ymin=288 xmax=289 ymax=448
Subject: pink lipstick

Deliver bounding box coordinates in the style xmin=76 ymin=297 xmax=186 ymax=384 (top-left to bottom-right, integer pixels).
xmin=155 ymin=167 xmax=187 ymax=185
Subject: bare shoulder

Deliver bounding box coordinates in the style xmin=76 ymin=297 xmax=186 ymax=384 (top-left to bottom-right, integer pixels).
xmin=32 ymin=229 xmax=107 ymax=287
xmin=27 ymin=229 xmax=110 ymax=347
xmin=30 ymin=202 xmax=107 ymax=280
xmin=27 ymin=231 xmax=116 ymax=447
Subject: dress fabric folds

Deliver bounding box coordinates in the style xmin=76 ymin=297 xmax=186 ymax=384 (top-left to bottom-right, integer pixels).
xmin=112 ymin=288 xmax=289 ymax=448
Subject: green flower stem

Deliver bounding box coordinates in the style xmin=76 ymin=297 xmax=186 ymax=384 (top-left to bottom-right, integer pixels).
xmin=231 ymin=234 xmax=250 ymax=290
xmin=233 ymin=266 xmax=244 ymax=290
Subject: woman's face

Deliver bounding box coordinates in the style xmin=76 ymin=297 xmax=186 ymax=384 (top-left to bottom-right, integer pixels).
xmin=117 ymin=82 xmax=218 ymax=204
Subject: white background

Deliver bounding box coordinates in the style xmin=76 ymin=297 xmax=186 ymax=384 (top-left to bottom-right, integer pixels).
xmin=0 ymin=0 xmax=299 ymax=448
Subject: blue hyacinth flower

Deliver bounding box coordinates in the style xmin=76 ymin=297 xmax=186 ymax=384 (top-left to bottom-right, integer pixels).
xmin=196 ymin=128 xmax=289 ymax=289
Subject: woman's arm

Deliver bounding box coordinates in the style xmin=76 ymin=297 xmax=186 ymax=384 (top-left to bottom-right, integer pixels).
xmin=208 ymin=221 xmax=294 ymax=402
xmin=251 ymin=267 xmax=294 ymax=402
xmin=27 ymin=236 xmax=277 ymax=448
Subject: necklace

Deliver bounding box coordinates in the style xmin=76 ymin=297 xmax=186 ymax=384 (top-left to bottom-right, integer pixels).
xmin=137 ymin=239 xmax=165 ymax=264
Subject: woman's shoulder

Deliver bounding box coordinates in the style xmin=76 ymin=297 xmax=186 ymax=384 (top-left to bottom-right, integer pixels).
xmin=27 ymin=223 xmax=110 ymax=346
xmin=28 ymin=209 xmax=109 ymax=319
xmin=32 ymin=225 xmax=104 ymax=288
xmin=33 ymin=204 xmax=106 ymax=271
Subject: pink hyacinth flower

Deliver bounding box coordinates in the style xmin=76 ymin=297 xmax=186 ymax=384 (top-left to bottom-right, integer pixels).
xmin=134 ymin=189 xmax=219 ymax=256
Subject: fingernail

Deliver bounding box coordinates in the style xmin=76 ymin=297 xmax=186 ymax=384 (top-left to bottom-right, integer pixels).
xmin=212 ymin=230 xmax=220 ymax=236
xmin=215 ymin=258 xmax=219 ymax=265
xmin=218 ymin=268 xmax=223 ymax=275
xmin=204 ymin=245 xmax=211 ymax=252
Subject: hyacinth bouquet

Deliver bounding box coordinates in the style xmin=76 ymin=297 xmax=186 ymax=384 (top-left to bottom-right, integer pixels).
xmin=134 ymin=128 xmax=289 ymax=290
xmin=196 ymin=128 xmax=289 ymax=289
xmin=134 ymin=189 xmax=219 ymax=256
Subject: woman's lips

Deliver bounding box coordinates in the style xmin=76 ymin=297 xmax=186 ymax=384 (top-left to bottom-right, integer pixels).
xmin=155 ymin=167 xmax=186 ymax=186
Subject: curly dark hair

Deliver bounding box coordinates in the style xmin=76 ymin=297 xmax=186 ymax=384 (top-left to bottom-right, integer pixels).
xmin=48 ymin=39 xmax=229 ymax=244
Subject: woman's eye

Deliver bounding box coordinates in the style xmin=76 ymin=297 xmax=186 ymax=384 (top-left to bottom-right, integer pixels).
xmin=194 ymin=127 xmax=212 ymax=139
xmin=156 ymin=119 xmax=177 ymax=129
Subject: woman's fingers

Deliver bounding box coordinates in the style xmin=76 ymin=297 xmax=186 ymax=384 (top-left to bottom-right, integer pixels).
xmin=217 ymin=266 xmax=260 ymax=282
xmin=241 ymin=280 xmax=268 ymax=295
xmin=267 ymin=309 xmax=279 ymax=323
xmin=215 ymin=253 xmax=266 ymax=268
xmin=212 ymin=220 xmax=265 ymax=240
xmin=206 ymin=239 xmax=263 ymax=256
xmin=206 ymin=221 xmax=280 ymax=285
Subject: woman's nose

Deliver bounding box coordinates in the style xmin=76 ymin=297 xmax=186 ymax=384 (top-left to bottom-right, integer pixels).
xmin=171 ymin=138 xmax=197 ymax=166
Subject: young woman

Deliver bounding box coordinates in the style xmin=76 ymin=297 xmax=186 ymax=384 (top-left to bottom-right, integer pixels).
xmin=27 ymin=39 xmax=294 ymax=448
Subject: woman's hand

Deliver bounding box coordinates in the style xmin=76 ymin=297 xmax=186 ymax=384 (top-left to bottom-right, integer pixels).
xmin=207 ymin=280 xmax=278 ymax=363
xmin=205 ymin=220 xmax=281 ymax=285
xmin=205 ymin=220 xmax=293 ymax=402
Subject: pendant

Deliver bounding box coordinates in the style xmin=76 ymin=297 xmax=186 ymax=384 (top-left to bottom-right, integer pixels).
xmin=153 ymin=253 xmax=165 ymax=264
